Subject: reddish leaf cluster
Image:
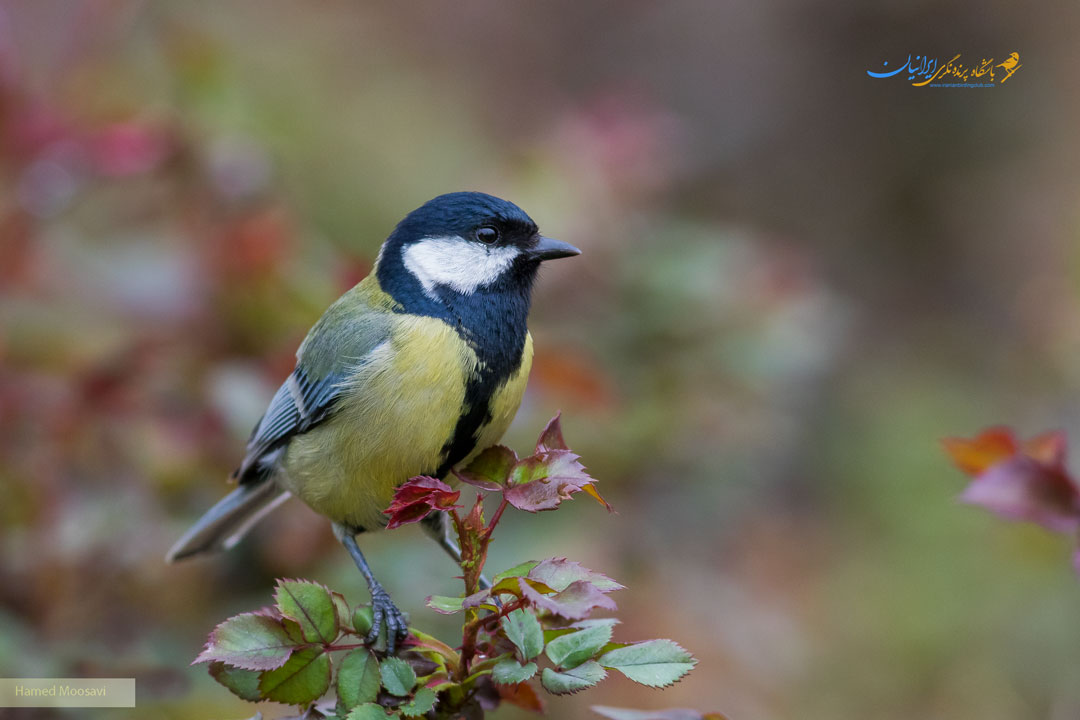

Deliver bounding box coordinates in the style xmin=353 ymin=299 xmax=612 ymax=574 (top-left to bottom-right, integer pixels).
xmin=383 ymin=414 xmax=612 ymax=530
xmin=449 ymin=557 xmax=624 ymax=620
xmin=456 ymin=414 xmax=613 ymax=513
xmin=944 ymin=426 xmax=1080 ymax=571
xmin=384 ymin=477 xmax=462 ymax=529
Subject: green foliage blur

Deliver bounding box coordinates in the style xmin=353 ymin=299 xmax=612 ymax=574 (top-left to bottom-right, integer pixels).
xmin=3 ymin=2 xmax=1080 ymax=719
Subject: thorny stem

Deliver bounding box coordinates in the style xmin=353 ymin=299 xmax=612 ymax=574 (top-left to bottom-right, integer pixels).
xmin=486 ymin=497 xmax=509 ymax=535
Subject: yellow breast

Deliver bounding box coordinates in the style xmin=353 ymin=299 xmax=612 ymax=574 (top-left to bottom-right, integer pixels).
xmin=279 ymin=316 xmax=532 ymax=531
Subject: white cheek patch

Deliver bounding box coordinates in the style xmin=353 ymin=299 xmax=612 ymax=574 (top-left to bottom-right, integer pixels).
xmin=402 ymin=236 xmax=520 ymax=298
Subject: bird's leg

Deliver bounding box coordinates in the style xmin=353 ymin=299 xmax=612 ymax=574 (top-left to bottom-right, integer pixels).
xmin=421 ymin=511 xmax=493 ymax=591
xmin=333 ymin=523 xmax=408 ymax=654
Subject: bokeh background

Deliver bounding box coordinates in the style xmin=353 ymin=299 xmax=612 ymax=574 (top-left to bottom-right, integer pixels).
xmin=3 ymin=2 xmax=1080 ymax=719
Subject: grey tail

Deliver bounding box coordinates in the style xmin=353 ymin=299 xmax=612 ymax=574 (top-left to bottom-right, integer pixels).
xmin=166 ymin=480 xmax=291 ymax=563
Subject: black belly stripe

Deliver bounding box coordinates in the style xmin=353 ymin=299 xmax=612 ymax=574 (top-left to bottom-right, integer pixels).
xmin=435 ymin=397 xmax=492 ymax=478
xmin=376 ymin=249 xmax=538 ymax=478
xmin=435 ymin=327 xmax=525 ymax=477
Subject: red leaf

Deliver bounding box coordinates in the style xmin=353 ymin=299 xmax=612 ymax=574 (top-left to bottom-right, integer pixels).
xmin=498 ymin=681 xmax=546 ymax=713
xmin=959 ymin=456 xmax=1080 ymax=533
xmin=942 ymin=427 xmax=1018 ymax=476
xmin=527 ymin=558 xmax=624 ymax=593
xmin=1024 ymin=431 xmax=1067 ymax=470
xmin=384 ymin=476 xmax=461 ymax=529
xmin=945 ymin=427 xmax=1080 ymax=536
xmin=535 ymin=413 xmax=569 ymax=453
xmin=518 ymin=579 xmax=617 ymax=619
xmin=504 ymin=451 xmax=595 ymax=512
xmin=390 ymin=476 xmax=458 ymax=505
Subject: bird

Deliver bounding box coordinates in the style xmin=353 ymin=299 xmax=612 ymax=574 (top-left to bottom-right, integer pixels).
xmin=167 ymin=191 xmax=580 ymax=653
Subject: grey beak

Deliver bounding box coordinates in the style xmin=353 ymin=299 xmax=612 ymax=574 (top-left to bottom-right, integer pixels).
xmin=529 ymin=236 xmax=581 ymax=261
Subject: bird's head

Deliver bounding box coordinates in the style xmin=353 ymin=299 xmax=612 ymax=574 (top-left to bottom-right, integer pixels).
xmin=376 ymin=192 xmax=579 ymax=304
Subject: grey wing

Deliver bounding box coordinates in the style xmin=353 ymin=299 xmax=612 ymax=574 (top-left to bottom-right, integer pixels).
xmin=232 ymin=367 xmax=347 ymax=483
xmin=232 ymin=297 xmax=394 ymax=484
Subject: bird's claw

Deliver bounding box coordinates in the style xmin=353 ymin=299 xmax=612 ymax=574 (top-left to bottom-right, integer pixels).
xmin=366 ymin=588 xmax=409 ymax=655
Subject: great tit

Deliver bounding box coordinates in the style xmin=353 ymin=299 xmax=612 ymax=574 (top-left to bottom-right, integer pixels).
xmin=167 ymin=192 xmax=579 ymax=652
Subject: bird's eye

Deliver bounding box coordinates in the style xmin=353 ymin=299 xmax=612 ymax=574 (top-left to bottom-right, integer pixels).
xmin=476 ymin=226 xmax=499 ymax=244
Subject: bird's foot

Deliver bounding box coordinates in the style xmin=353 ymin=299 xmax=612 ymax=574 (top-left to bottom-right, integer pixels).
xmin=366 ymin=586 xmax=409 ymax=655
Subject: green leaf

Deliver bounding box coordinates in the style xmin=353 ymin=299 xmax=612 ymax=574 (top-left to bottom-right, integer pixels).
xmin=379 ymin=656 xmax=417 ymax=696
xmin=337 ymin=649 xmax=380 ymax=711
xmin=345 ymin=704 xmax=388 ymax=720
xmin=208 ymin=662 xmax=262 ymax=701
xmin=258 ymin=646 xmax=332 ymax=705
xmin=545 ymin=623 xmax=614 ymax=670
xmin=501 ymin=608 xmax=544 ymax=661
xmin=425 ymin=595 xmax=465 ymax=614
xmin=492 ymin=659 xmax=538 ymax=685
xmin=541 ymin=661 xmax=606 ymax=695
xmin=457 ymin=445 xmax=518 ymax=489
xmin=352 ymin=605 xmax=374 ymax=636
xmin=407 ymin=628 xmax=460 ymax=670
xmin=528 ymin=558 xmax=624 ymax=593
xmin=401 ymin=687 xmax=437 ymax=717
xmin=492 ymin=560 xmax=540 ymax=585
xmin=332 ymin=591 xmax=350 ymax=628
xmin=571 ymin=618 xmax=621 ymax=630
xmin=195 ymin=612 xmax=297 ymax=670
xmin=274 ymin=579 xmax=338 ymax=644
xmin=598 ymin=640 xmax=696 ymax=688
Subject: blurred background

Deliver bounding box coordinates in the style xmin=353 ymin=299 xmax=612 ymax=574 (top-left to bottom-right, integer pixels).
xmin=3 ymin=1 xmax=1080 ymax=719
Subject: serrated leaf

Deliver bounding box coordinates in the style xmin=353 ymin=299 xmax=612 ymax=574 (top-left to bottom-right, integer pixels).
xmin=425 ymin=595 xmax=464 ymax=614
xmin=492 ymin=560 xmax=540 ymax=585
xmin=528 ymin=558 xmax=624 ymax=593
xmin=545 ymin=623 xmax=614 ymax=669
xmin=258 ymin=646 xmax=331 ymax=705
xmin=504 ymin=451 xmax=596 ymax=512
xmin=458 ymin=445 xmax=518 ymax=489
xmin=535 ymin=413 xmax=569 ymax=453
xmin=462 ymin=575 xmax=536 ymax=610
xmin=492 ymin=659 xmax=538 ymax=684
xmin=598 ymin=640 xmax=696 ymax=688
xmin=352 ymin=605 xmax=374 ymax=636
xmin=331 ymin=592 xmax=350 ymax=628
xmin=501 ymin=608 xmax=544 ymax=661
xmin=541 ymin=661 xmax=606 ymax=695
xmin=384 ymin=476 xmax=461 ymax=529
xmin=336 ymin=649 xmax=380 ymax=710
xmin=380 ymin=656 xmax=417 ymax=696
xmin=275 ymin=579 xmax=338 ymax=644
xmin=195 ymin=612 xmax=297 ymax=670
xmin=462 ymin=587 xmax=501 ymax=611
xmin=519 ymin=578 xmax=617 ymax=619
xmin=345 ymin=704 xmax=388 ymax=720
xmin=208 ymin=661 xmax=263 ymax=701
xmin=401 ymin=686 xmax=437 ymax=717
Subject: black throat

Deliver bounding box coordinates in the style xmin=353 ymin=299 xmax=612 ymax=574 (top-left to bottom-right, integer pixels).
xmin=377 ymin=252 xmax=537 ymax=476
